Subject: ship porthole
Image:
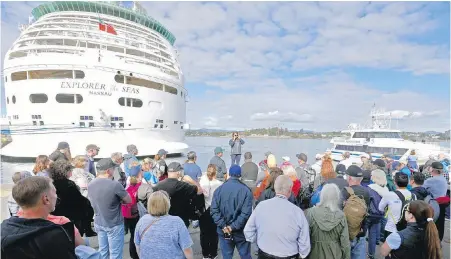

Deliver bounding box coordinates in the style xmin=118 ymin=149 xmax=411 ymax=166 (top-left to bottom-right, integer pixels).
xmin=12 ymin=95 xmax=16 ymax=104
xmin=7 ymin=97 xmax=9 ymax=104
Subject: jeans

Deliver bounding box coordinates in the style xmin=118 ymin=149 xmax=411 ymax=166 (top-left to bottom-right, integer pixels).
xmin=367 ymin=218 xmax=381 ymax=257
xmin=231 ymin=154 xmax=241 ymax=166
xmin=200 ymin=208 xmax=219 ymax=258
xmin=350 ymin=236 xmax=367 ymax=259
xmin=379 ymin=217 xmax=387 ymax=242
xmin=94 ymin=223 xmax=125 ymax=259
xmin=218 ymin=229 xmax=251 ymax=259
xmin=124 ymin=217 xmax=139 ymax=259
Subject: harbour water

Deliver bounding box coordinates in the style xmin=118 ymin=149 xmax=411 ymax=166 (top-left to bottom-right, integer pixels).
xmin=1 ymin=136 xmax=332 ymax=184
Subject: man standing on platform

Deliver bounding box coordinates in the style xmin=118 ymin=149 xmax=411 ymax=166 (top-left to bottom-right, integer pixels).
xmin=229 ymin=132 xmax=245 ymax=166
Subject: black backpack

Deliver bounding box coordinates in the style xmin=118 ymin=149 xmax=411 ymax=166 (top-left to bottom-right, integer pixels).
xmin=394 ymin=191 xmax=416 ymax=231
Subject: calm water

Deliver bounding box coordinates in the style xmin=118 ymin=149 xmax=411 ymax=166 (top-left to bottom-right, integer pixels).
xmin=0 ymin=137 xmax=331 ymax=184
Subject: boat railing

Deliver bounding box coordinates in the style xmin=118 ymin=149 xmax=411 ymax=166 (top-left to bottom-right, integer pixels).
xmin=332 ymin=137 xmax=364 ymax=144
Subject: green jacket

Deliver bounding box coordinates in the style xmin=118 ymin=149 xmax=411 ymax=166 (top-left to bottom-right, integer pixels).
xmin=305 ymin=206 xmax=351 ymax=259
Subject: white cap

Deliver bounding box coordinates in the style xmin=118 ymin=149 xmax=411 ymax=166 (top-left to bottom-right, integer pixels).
xmin=315 ymin=154 xmax=323 ymax=160
xmin=282 ymin=156 xmax=290 ymax=162
xmin=360 ymin=153 xmax=370 ymax=159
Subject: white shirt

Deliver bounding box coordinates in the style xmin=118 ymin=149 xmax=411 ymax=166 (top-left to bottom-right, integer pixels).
xmin=378 ymin=189 xmax=412 ymax=233
xmin=339 ymin=158 xmax=353 ymax=169
xmin=199 ymin=175 xmax=222 ymax=209
xmin=244 ymin=195 xmax=311 ymax=258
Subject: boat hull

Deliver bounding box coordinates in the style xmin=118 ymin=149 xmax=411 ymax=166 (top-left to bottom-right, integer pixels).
xmin=1 ymin=126 xmax=188 ymax=162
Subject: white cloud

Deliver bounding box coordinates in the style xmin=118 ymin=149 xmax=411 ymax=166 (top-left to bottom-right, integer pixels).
xmin=203 ymin=116 xmax=218 ymax=127
xmin=381 ymin=110 xmax=442 ymax=120
xmin=251 ymin=111 xmax=313 ymax=123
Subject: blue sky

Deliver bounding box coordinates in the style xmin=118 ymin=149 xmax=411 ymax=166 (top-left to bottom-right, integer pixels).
xmin=1 ymin=1 xmax=450 ymax=131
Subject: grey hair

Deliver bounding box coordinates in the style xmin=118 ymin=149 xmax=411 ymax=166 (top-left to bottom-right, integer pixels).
xmin=274 ymin=175 xmax=293 ymax=195
xmin=126 ymin=144 xmax=138 ymax=154
xmin=318 ymin=183 xmax=341 ymax=212
xmin=187 ymin=151 xmax=196 ymax=161
xmin=282 ymin=165 xmax=297 ymax=177
xmin=111 ymin=152 xmax=123 ymax=163
xmin=244 ymin=152 xmax=252 ymax=160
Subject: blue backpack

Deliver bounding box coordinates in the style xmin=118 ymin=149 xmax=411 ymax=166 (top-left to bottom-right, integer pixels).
xmin=310 ymin=184 xmax=324 ymax=207
xmin=367 ymin=187 xmax=384 ymax=218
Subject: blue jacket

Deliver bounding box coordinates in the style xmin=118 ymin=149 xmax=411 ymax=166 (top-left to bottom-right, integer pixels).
xmin=123 ymin=154 xmax=138 ymax=177
xmin=210 ymin=177 xmax=253 ymax=231
xmin=84 ymin=155 xmax=96 ymax=177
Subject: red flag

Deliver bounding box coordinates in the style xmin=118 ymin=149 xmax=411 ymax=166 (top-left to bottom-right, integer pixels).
xmin=98 ymin=17 xmax=117 ymax=35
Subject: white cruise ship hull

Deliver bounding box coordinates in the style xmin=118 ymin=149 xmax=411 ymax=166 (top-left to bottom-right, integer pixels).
xmin=1 ymin=126 xmax=188 ymax=161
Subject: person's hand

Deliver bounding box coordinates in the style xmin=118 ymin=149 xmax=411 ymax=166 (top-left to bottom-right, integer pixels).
xmin=222 ymin=226 xmax=232 ymax=234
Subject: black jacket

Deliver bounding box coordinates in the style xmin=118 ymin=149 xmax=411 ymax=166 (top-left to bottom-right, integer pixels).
xmin=410 ymin=186 xmax=430 ymax=201
xmin=52 ymin=178 xmax=93 ymax=221
xmin=1 ymin=217 xmax=77 ymax=259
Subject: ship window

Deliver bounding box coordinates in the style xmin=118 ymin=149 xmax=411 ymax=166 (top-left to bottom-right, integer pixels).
xmin=79 ymin=122 xmax=85 ymax=127
xmin=118 ymin=97 xmax=143 ymax=108
xmin=29 ymin=70 xmax=73 ymax=79
xmin=154 ymin=124 xmax=158 ymax=128
xmin=119 ymin=123 xmax=124 ymax=128
xmin=74 ymin=70 xmax=85 ymax=79
xmin=56 ymin=94 xmax=83 ymax=104
xmin=40 ymin=121 xmax=44 ymax=126
xmin=33 ymin=121 xmax=37 ymax=126
xmin=125 ymin=76 xmax=163 ymax=90
xmin=6 ymin=97 xmax=9 ymax=104
xmin=5 ymin=76 xmax=7 ymax=82
xmin=11 ymin=71 xmax=27 ymax=81
xmin=12 ymin=96 xmax=16 ymax=104
xmin=118 ymin=97 xmax=125 ymax=106
xmin=87 ymin=43 xmax=100 ymax=49
xmin=115 ymin=75 xmax=125 ymax=83
xmin=29 ymin=94 xmax=48 ymax=103
xmin=174 ymin=121 xmax=178 ymax=124
xmin=160 ymin=124 xmax=163 ymax=128
xmin=89 ymin=122 xmax=94 ymax=127
xmin=164 ymin=85 xmax=178 ymax=95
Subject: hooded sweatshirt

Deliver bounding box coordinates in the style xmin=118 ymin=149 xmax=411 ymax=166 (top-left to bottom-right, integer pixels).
xmin=305 ymin=206 xmax=351 ymax=259
xmin=410 ymin=186 xmax=430 ymax=201
xmin=123 ymin=153 xmax=139 ymax=177
xmin=1 ymin=217 xmax=77 ymax=259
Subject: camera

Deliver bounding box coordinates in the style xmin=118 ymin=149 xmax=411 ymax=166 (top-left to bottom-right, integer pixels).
xmin=223 ymin=232 xmax=233 ymax=241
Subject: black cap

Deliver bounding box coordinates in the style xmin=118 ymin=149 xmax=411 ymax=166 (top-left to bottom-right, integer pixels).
xmin=167 ymin=162 xmax=183 ymax=172
xmin=57 ymin=142 xmax=69 ymax=149
xmin=335 ymin=164 xmax=346 ymax=174
xmin=296 ymin=153 xmax=308 ymax=162
xmin=346 ymin=165 xmax=363 ymax=177
xmin=431 ymin=161 xmax=444 ymax=170
xmin=96 ymin=158 xmax=116 ymax=171
xmin=373 ymin=159 xmax=386 ymax=168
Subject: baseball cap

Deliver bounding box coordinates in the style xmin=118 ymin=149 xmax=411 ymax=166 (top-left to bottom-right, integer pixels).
xmin=296 ymin=153 xmax=308 ymax=162
xmin=214 ymin=147 xmax=225 ymax=154
xmin=86 ymin=144 xmax=100 ymax=151
xmin=346 ymin=165 xmax=363 ymax=177
xmin=335 ymin=164 xmax=347 ymax=174
xmin=360 ymin=153 xmax=370 ymax=159
xmin=431 ymin=161 xmax=444 ymax=170
xmin=315 ymin=154 xmax=323 ymax=160
xmin=57 ymin=142 xmax=70 ymax=149
xmin=128 ymin=164 xmax=142 ymax=177
xmin=157 ymin=149 xmax=168 ymax=156
xmin=96 ymin=158 xmax=116 ymax=171
xmin=167 ymin=162 xmax=183 ymax=172
xmin=373 ymin=159 xmax=386 ymax=168
xmin=229 ymin=165 xmax=241 ymax=177
xmin=282 ymin=156 xmax=290 ymax=162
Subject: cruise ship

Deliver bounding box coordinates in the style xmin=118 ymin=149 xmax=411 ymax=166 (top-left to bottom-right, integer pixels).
xmin=2 ymin=1 xmax=189 ymax=161
xmin=329 ymin=105 xmax=449 ymax=165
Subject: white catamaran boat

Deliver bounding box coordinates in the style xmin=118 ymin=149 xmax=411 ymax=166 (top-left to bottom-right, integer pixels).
xmin=2 ymin=1 xmax=189 ymax=161
xmin=329 ymin=105 xmax=449 ymax=165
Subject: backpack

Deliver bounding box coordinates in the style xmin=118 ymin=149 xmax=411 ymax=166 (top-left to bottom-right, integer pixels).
xmin=367 ymin=187 xmax=384 ymax=218
xmin=343 ymin=187 xmax=368 ymax=240
xmin=424 ymin=194 xmax=440 ymax=222
xmin=310 ymin=184 xmax=324 ymax=207
xmin=121 ymin=183 xmax=141 ymax=218
xmin=394 ymin=190 xmax=415 ymax=231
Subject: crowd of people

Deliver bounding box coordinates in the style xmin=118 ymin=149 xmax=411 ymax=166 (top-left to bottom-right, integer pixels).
xmin=1 ymin=138 xmax=450 ymax=259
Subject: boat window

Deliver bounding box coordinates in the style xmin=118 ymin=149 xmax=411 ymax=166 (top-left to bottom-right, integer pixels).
xmin=115 ymin=74 xmax=125 ymax=83
xmin=353 ymin=132 xmax=401 ymax=139
xmin=74 ymin=70 xmax=85 ymax=79
xmin=118 ymin=97 xmax=142 ymax=108
xmin=29 ymin=94 xmax=48 ymax=103
xmin=392 ymin=148 xmax=408 ymax=156
xmin=11 ymin=71 xmax=27 ymax=81
xmin=12 ymin=96 xmax=16 ymax=104
xmin=7 ymin=97 xmax=9 ymax=104
xmin=29 ymin=70 xmax=73 ymax=79
xmin=164 ymin=85 xmax=178 ymax=95
xmin=125 ymin=76 xmax=164 ymax=91
xmin=56 ymin=94 xmax=83 ymax=104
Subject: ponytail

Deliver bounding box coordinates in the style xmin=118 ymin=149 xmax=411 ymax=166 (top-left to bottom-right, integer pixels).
xmin=409 ymin=200 xmax=442 ymax=259
xmin=424 ymin=217 xmax=442 ymax=259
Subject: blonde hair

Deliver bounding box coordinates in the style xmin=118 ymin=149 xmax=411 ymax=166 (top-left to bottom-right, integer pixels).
xmin=148 ymin=191 xmax=170 ymax=216
xmin=72 ymin=155 xmax=87 ymax=169
xmin=267 ymin=154 xmax=277 ymax=168
xmin=32 ymin=155 xmax=50 ymax=174
xmin=142 ymin=158 xmax=153 ymax=171
xmin=207 ymin=164 xmax=217 ymax=181
xmin=410 ymin=150 xmax=416 ymax=156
